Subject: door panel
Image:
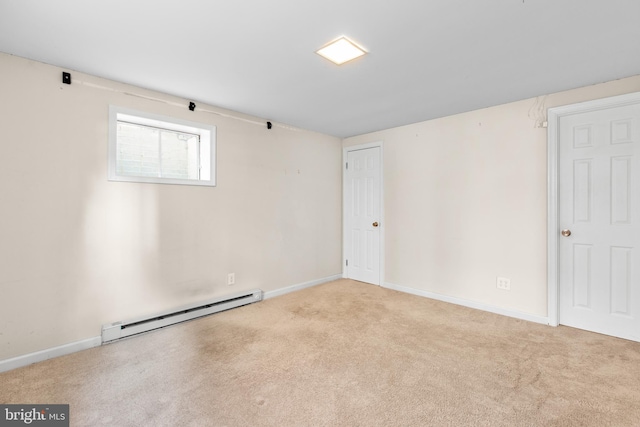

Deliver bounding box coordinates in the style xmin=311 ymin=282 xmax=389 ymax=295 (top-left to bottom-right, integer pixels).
xmin=558 ymin=103 xmax=640 ymax=341
xmin=345 ymin=147 xmax=381 ymax=285
xmin=571 ymin=244 xmax=592 ymax=309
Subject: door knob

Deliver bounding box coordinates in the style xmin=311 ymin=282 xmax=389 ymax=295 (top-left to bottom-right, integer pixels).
xmin=372 ymin=222 xmax=379 ymax=227
xmin=561 ymin=229 xmax=571 ymax=237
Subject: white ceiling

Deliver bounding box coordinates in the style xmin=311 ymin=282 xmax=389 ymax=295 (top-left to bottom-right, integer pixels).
xmin=1 ymin=0 xmax=639 ymax=137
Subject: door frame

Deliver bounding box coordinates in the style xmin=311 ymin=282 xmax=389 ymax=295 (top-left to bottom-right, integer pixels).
xmin=547 ymin=91 xmax=640 ymax=327
xmin=342 ymin=141 xmax=385 ymax=285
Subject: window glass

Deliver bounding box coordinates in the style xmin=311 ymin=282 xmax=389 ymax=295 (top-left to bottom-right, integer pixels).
xmin=108 ymin=106 xmax=216 ymax=187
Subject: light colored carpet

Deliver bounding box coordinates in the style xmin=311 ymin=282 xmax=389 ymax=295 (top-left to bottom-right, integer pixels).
xmin=1 ymin=279 xmax=640 ymax=426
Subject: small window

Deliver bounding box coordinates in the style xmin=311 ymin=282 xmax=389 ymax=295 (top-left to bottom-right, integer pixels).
xmin=108 ymin=106 xmax=216 ymax=187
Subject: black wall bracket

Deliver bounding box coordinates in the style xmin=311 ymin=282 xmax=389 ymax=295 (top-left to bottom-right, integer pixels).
xmin=188 ymin=102 xmax=196 ymax=111
xmin=62 ymin=72 xmax=71 ymax=85
xmin=267 ymin=121 xmax=272 ymax=129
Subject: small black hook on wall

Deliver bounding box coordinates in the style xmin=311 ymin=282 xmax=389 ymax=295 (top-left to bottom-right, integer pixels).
xmin=62 ymin=72 xmax=71 ymax=85
xmin=188 ymin=102 xmax=196 ymax=111
xmin=267 ymin=121 xmax=272 ymax=129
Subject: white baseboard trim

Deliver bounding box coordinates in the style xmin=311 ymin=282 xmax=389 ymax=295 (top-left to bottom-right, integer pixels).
xmin=383 ymin=282 xmax=549 ymax=325
xmin=0 ymin=275 xmax=342 ymax=373
xmin=0 ymin=336 xmax=102 ymax=373
xmin=264 ymin=274 xmax=343 ymax=300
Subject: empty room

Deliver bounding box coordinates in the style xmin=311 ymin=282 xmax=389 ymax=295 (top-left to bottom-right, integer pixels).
xmin=1 ymin=1 xmax=640 ymax=426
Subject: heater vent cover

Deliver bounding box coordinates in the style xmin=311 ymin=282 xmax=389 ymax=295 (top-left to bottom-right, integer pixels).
xmin=101 ymin=289 xmax=262 ymax=343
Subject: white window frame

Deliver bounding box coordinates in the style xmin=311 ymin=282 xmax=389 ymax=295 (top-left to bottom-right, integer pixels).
xmin=108 ymin=105 xmax=216 ymax=187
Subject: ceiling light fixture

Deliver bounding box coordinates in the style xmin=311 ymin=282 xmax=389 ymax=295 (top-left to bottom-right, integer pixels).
xmin=316 ymin=36 xmax=367 ymax=65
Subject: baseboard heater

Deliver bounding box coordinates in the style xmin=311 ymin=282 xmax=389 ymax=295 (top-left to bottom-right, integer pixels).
xmin=101 ymin=289 xmax=263 ymax=343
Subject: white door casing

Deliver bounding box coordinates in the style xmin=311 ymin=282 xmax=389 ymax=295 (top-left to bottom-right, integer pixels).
xmin=343 ymin=142 xmax=383 ymax=285
xmin=548 ymin=92 xmax=640 ymax=341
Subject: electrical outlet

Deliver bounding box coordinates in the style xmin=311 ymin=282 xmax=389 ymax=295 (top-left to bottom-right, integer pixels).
xmin=227 ymin=273 xmax=235 ymax=286
xmin=496 ymin=276 xmax=511 ymax=290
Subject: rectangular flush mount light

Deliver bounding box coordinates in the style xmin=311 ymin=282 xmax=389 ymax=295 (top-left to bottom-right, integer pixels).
xmin=316 ymin=36 xmax=367 ymax=65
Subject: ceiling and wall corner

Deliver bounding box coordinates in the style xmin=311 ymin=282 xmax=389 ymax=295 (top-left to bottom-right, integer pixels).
xmin=0 ymin=0 xmax=639 ymax=138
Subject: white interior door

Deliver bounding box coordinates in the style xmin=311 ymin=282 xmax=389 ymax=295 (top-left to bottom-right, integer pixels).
xmin=558 ymin=102 xmax=640 ymax=341
xmin=345 ymin=146 xmax=381 ymax=285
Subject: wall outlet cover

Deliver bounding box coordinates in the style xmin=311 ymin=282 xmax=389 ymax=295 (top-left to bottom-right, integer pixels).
xmin=496 ymin=276 xmax=511 ymax=290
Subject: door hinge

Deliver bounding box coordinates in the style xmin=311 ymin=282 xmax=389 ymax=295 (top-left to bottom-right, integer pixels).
xmin=346 ymin=259 xmax=348 ymax=266
xmin=345 ymin=162 xmax=348 ymax=170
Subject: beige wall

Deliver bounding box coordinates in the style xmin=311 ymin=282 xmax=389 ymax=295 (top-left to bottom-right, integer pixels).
xmin=3 ymin=49 xmax=639 ymax=362
xmin=344 ymin=75 xmax=640 ymax=318
xmin=0 ymin=53 xmax=342 ymax=360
